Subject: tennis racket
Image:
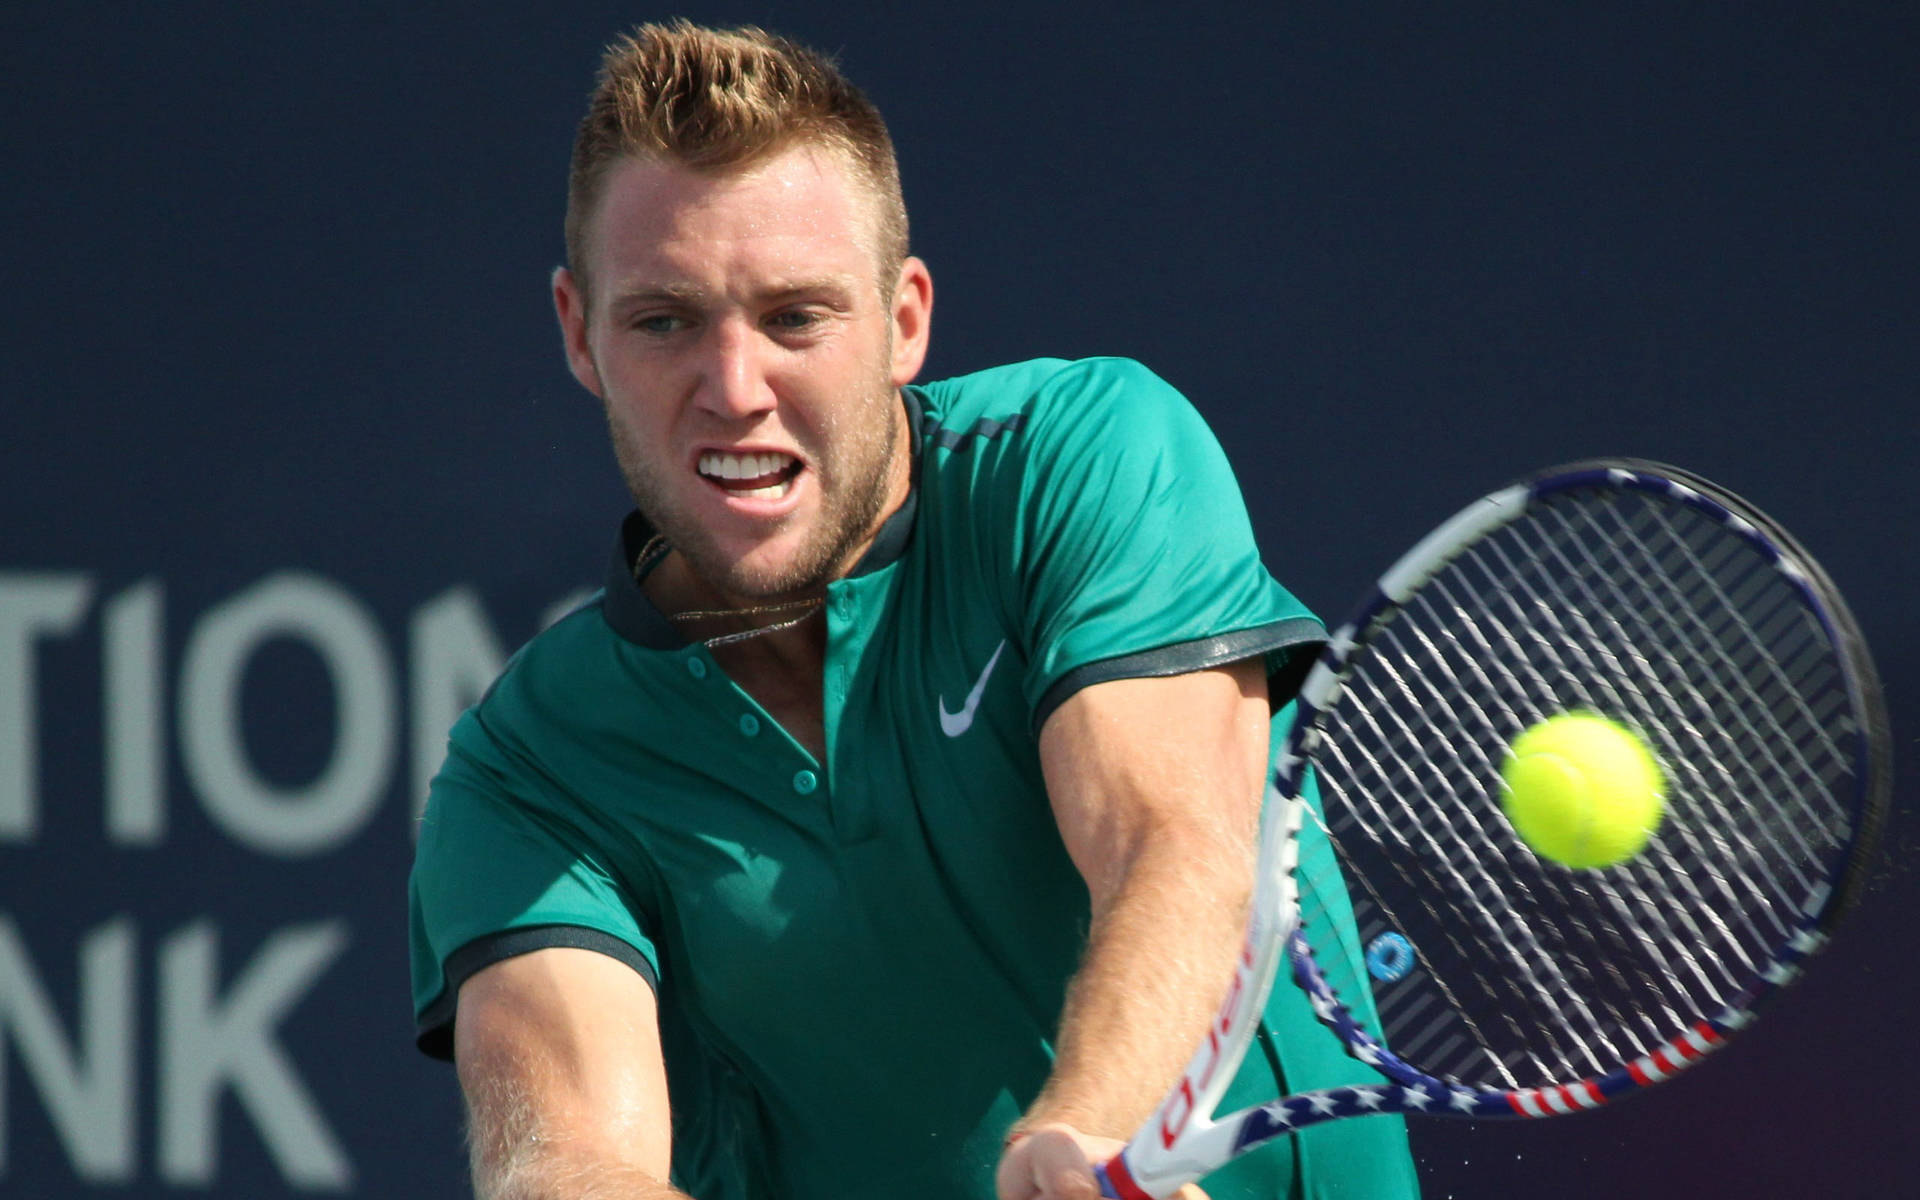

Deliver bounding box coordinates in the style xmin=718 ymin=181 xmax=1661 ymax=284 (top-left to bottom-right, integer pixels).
xmin=1096 ymin=459 xmax=1891 ymax=1199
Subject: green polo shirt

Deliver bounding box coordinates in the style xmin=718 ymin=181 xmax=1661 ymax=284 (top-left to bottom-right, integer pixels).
xmin=409 ymin=357 xmax=1417 ymax=1199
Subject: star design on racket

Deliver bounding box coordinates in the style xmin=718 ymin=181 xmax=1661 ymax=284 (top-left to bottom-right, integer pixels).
xmin=1085 ymin=462 xmax=1888 ymax=1196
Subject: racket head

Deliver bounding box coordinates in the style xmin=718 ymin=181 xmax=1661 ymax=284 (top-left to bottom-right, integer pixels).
xmin=1289 ymin=458 xmax=1890 ymax=1110
xmin=1102 ymin=459 xmax=1889 ymax=1199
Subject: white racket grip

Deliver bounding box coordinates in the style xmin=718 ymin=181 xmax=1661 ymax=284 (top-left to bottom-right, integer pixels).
xmin=1099 ymin=1116 xmax=1251 ymax=1198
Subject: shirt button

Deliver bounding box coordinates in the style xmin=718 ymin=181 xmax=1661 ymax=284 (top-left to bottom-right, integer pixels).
xmin=792 ymin=770 xmax=818 ymax=795
xmin=687 ymin=657 xmax=708 ymax=679
xmin=738 ymin=714 xmax=761 ymax=737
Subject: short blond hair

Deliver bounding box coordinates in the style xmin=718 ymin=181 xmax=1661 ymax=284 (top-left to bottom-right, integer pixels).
xmin=565 ymin=21 xmax=909 ymax=299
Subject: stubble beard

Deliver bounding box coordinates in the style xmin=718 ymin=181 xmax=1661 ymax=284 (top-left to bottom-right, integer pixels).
xmin=609 ymin=383 xmax=904 ymax=607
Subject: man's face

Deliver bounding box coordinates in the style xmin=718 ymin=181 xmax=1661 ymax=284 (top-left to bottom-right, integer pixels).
xmin=554 ymin=144 xmax=932 ymax=605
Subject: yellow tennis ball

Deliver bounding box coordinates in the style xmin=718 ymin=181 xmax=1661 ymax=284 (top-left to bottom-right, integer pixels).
xmin=1499 ymin=713 xmax=1666 ymax=868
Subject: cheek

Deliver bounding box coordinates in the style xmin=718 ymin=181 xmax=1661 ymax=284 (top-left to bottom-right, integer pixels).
xmin=595 ymin=349 xmax=653 ymax=397
xmin=599 ymin=365 xmax=676 ymax=430
xmin=603 ymin=397 xmax=676 ymax=470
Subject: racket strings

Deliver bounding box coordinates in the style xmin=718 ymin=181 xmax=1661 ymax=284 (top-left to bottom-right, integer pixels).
xmin=1314 ymin=613 xmax=1667 ymax=1081
xmin=1299 ymin=485 xmax=1863 ymax=1092
xmin=1480 ymin=496 xmax=1847 ymax=1037
xmin=1319 ymin=633 xmax=1688 ymax=1082
xmin=1310 ymin=624 xmax=1631 ymax=1080
xmin=1353 ymin=574 xmax=1698 ymax=1070
xmin=1550 ymin=498 xmax=1850 ymax=834
xmin=1298 ymin=803 xmax=1553 ymax=1089
xmin=1528 ymin=502 xmax=1850 ymax=906
xmin=1471 ymin=535 xmax=1798 ymax=983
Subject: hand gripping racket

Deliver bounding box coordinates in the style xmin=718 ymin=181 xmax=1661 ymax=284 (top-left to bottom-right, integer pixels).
xmin=1096 ymin=459 xmax=1891 ymax=1198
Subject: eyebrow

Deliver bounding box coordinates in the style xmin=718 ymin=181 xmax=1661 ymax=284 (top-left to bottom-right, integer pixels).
xmin=604 ymin=274 xmax=864 ymax=311
xmin=605 ymin=282 xmax=710 ymax=309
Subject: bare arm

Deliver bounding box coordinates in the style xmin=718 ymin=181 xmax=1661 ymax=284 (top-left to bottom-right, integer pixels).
xmin=997 ymin=658 xmax=1271 ymax=1200
xmin=455 ymin=947 xmax=690 ymax=1200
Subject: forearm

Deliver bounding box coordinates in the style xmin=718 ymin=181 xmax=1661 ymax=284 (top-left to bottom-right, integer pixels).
xmin=468 ymin=1085 xmax=690 ymax=1200
xmin=1020 ymin=660 xmax=1270 ymax=1145
xmin=474 ymin=1150 xmax=692 ymax=1200
xmin=465 ymin=1068 xmax=689 ymax=1200
xmin=1018 ymin=829 xmax=1253 ymax=1139
xmin=456 ymin=950 xmax=686 ymax=1200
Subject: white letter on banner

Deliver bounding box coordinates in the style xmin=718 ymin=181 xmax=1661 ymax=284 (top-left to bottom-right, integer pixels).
xmin=0 ymin=572 xmax=93 ymax=842
xmin=105 ymin=579 xmax=166 ymax=845
xmin=157 ymin=920 xmax=353 ymax=1190
xmin=178 ymin=572 xmax=394 ymax=856
xmin=408 ymin=587 xmax=507 ymax=827
xmin=0 ymin=915 xmax=137 ymax=1182
xmin=539 ymin=588 xmax=596 ymax=633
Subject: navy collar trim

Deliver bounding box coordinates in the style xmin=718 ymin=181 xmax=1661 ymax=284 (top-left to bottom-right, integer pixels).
xmin=601 ymin=388 xmax=925 ymax=649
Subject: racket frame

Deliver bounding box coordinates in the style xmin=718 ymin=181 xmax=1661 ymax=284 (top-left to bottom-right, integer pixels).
xmin=1096 ymin=459 xmax=1889 ymax=1199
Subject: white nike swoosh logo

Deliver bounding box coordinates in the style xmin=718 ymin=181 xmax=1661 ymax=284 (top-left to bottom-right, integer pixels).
xmin=939 ymin=639 xmax=1007 ymax=737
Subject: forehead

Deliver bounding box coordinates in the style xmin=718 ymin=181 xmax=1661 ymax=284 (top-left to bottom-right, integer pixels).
xmin=584 ymin=144 xmax=883 ymax=284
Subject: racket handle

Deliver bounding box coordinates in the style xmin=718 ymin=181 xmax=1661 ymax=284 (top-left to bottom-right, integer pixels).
xmin=1094 ymin=1151 xmax=1154 ymax=1199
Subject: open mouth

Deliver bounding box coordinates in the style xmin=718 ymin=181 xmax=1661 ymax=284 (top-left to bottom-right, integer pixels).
xmin=698 ymin=450 xmax=804 ymax=500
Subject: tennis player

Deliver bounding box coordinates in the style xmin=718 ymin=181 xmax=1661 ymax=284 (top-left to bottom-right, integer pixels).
xmin=408 ymin=21 xmax=1418 ymax=1200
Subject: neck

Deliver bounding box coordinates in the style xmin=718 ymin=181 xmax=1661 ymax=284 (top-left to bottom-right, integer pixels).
xmin=636 ymin=545 xmax=823 ymax=643
xmin=721 ymin=621 xmax=828 ymax=761
xmin=708 ymin=609 xmax=827 ymax=681
xmin=637 ymin=543 xmax=830 ymax=757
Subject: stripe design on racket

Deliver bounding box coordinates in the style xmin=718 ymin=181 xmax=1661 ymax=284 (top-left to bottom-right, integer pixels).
xmin=1097 ymin=459 xmax=1889 ymax=1199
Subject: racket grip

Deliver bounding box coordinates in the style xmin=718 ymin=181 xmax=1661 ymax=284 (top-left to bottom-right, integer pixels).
xmin=1095 ymin=1151 xmax=1155 ymax=1199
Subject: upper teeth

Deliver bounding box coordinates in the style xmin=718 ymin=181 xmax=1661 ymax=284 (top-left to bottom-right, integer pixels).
xmin=700 ymin=451 xmax=793 ymax=480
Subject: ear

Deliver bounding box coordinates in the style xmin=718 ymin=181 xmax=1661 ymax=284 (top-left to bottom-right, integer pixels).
xmin=552 ymin=266 xmax=605 ymax=399
xmin=888 ymin=255 xmax=934 ymax=387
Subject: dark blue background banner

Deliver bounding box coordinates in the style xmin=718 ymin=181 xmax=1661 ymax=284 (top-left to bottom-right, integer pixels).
xmin=4 ymin=4 xmax=1913 ymax=1197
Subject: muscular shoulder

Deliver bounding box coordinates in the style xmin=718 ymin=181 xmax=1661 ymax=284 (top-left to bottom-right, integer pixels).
xmin=912 ymin=356 xmax=1188 ymax=442
xmin=912 ymin=356 xmax=1233 ymax=513
xmin=911 ymin=357 xmax=1213 ymax=503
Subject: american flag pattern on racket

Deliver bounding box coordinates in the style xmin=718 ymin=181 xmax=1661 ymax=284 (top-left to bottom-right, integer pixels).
xmin=1098 ymin=461 xmax=1890 ymax=1199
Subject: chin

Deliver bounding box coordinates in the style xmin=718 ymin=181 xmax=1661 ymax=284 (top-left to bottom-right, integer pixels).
xmin=705 ymin=541 xmax=835 ymax=603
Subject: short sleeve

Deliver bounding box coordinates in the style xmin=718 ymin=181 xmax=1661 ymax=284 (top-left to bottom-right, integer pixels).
xmin=1009 ymin=359 xmax=1324 ymax=728
xmin=408 ymin=727 xmax=660 ymax=1060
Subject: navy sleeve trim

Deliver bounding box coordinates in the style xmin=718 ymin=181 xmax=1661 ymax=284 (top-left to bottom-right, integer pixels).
xmin=1030 ymin=616 xmax=1327 ymax=735
xmin=414 ymin=925 xmax=660 ymax=1061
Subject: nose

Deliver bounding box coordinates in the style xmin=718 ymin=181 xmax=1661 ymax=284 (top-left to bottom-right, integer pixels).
xmin=693 ymin=316 xmax=777 ymax=421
